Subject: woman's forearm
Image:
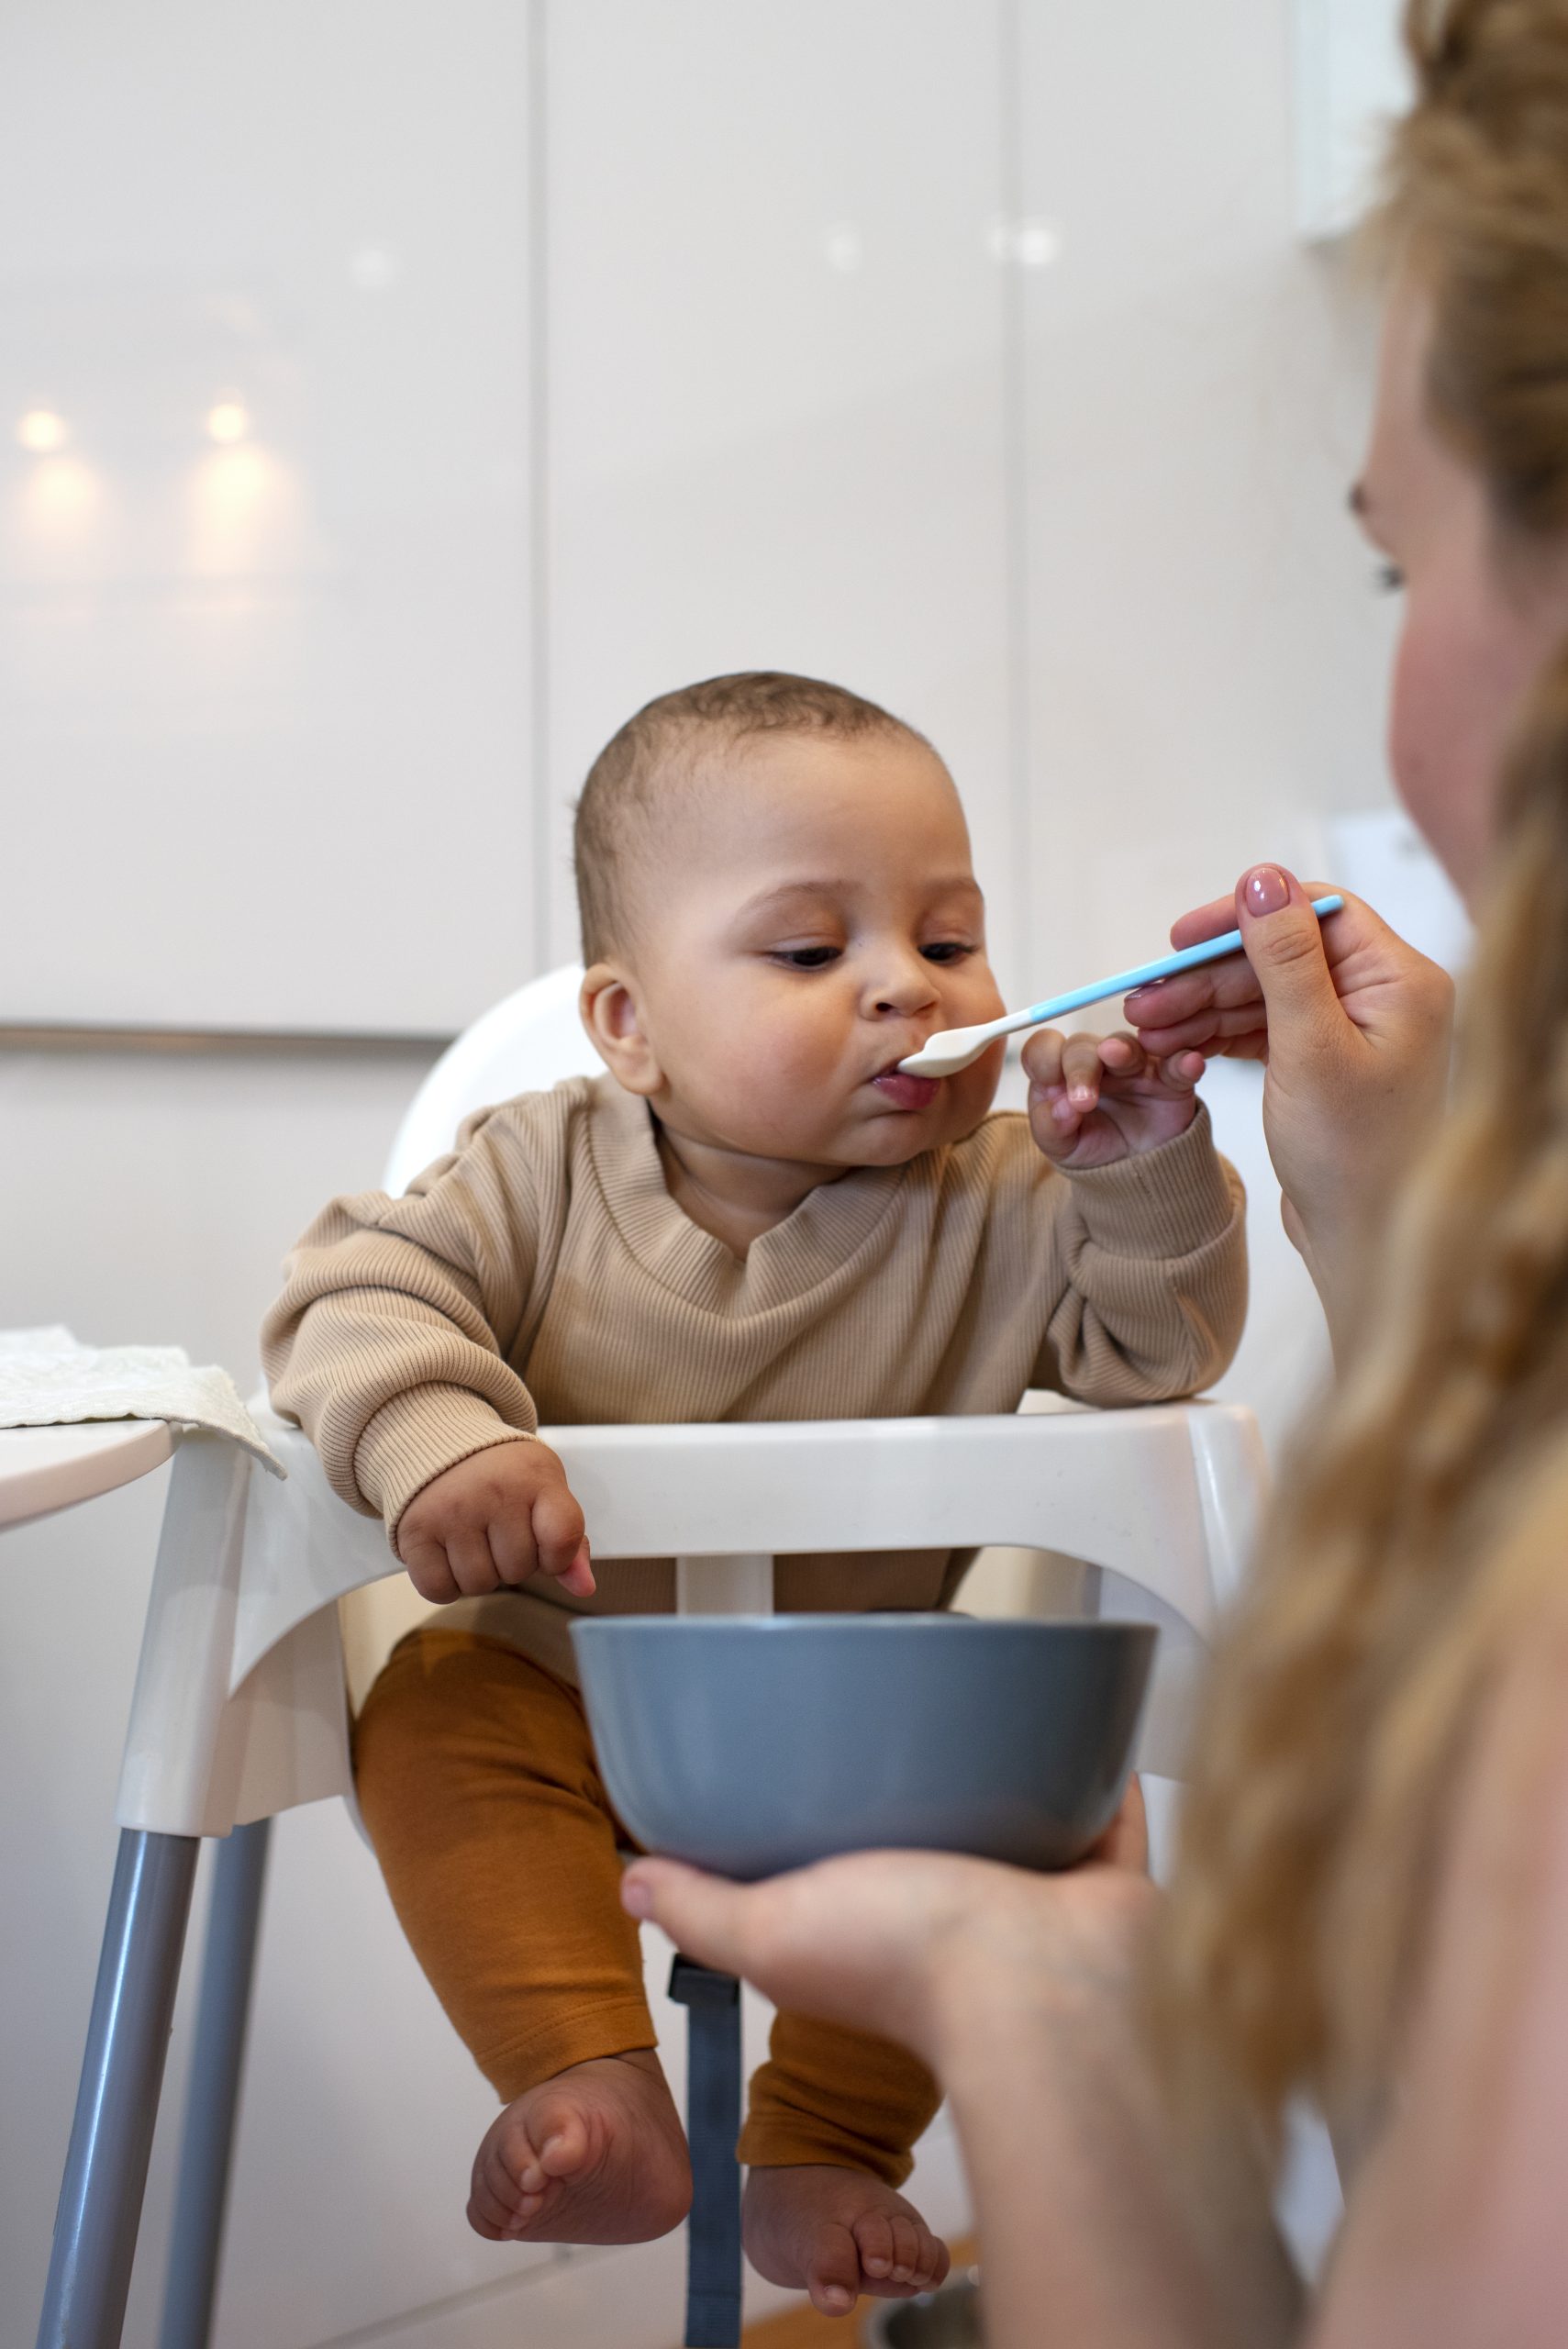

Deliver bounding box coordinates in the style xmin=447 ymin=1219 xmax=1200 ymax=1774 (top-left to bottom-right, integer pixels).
xmin=932 ymin=1957 xmax=1305 ymax=2349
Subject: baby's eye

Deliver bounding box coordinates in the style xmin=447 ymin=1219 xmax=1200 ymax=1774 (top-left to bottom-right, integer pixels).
xmin=922 ymin=941 xmax=975 ymax=963
xmin=772 ymin=945 xmax=841 ymax=969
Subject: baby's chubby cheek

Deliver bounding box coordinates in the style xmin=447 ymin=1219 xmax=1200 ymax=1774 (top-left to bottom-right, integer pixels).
xmin=678 ymin=1032 xmax=844 ymax=1150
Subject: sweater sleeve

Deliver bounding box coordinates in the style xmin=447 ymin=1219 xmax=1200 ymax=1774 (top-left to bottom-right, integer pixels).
xmin=261 ymin=1097 xmax=551 ymax=1541
xmin=1031 ymin=1103 xmax=1248 ymax=1404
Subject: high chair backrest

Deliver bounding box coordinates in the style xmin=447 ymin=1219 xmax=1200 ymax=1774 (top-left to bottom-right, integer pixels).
xmin=384 ymin=963 xmax=594 ymax=1196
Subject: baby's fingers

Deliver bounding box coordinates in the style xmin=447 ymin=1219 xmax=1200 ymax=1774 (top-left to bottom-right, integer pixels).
xmin=533 ymin=1485 xmax=594 ymax=1595
xmin=1019 ymin=1027 xmax=1064 ymax=1092
xmin=400 ymin=1531 xmax=462 ymax=1606
xmin=1158 ymin=1048 xmax=1207 ymax=1091
xmin=1060 ymin=1031 xmax=1105 ymax=1111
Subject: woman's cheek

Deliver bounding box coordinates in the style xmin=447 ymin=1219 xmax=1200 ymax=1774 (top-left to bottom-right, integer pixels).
xmin=1386 ymin=596 xmax=1496 ymax=898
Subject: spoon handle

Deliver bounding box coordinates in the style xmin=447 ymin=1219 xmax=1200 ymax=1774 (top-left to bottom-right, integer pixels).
xmin=995 ymin=894 xmax=1345 ymax=1045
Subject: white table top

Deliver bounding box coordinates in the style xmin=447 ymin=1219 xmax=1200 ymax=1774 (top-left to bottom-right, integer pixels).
xmin=0 ymin=1420 xmax=174 ymax=1531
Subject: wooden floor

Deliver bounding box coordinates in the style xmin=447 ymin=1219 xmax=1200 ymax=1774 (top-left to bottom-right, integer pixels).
xmin=738 ymin=2241 xmax=976 ymax=2347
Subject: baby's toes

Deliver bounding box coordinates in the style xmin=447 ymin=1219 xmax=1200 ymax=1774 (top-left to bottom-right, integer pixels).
xmin=906 ymin=2218 xmax=950 ymax=2291
xmin=528 ymin=2106 xmax=591 ymax=2184
xmin=853 ymin=2209 xmax=897 ymax=2283
xmin=806 ymin=2220 xmax=865 ymax=2319
xmin=854 ymin=2208 xmax=949 ymax=2294
xmin=469 ymin=2141 xmax=544 ymax=2240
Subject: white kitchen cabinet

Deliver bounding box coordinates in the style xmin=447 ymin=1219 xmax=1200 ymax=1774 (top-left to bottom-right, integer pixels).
xmin=0 ymin=0 xmax=538 ymax=1035
xmin=1014 ymin=0 xmax=1400 ymax=1006
xmin=541 ymin=3 xmax=1023 ymax=991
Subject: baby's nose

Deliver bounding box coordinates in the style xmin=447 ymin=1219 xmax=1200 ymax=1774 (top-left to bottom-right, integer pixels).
xmin=873 ymin=965 xmax=940 ymax=1016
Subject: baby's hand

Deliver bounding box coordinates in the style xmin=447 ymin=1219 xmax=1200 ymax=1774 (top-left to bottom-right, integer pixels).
xmin=1023 ymin=1029 xmax=1207 ymax=1170
xmin=396 ymin=1441 xmax=595 ymax=1607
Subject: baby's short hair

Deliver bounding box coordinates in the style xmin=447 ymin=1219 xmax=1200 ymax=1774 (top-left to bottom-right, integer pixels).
xmin=572 ymin=670 xmax=929 ymax=963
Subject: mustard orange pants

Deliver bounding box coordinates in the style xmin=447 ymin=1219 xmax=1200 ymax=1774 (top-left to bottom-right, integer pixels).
xmin=352 ymin=1628 xmax=939 ymax=2184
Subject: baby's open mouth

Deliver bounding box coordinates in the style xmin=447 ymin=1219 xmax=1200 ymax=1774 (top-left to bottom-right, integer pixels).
xmin=871 ymin=1063 xmax=941 ymax=1111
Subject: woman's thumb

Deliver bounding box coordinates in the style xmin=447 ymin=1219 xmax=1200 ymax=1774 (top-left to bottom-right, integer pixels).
xmin=1236 ymin=865 xmax=1340 ymax=1033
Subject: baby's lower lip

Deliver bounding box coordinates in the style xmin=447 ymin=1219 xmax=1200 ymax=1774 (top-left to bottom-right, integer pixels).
xmin=872 ymin=1068 xmax=941 ymax=1111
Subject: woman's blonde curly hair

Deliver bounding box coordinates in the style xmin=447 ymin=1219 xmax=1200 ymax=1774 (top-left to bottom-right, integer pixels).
xmin=1161 ymin=0 xmax=1568 ymax=2132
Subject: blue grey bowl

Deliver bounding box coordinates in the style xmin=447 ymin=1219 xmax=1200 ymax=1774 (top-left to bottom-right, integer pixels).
xmin=572 ymin=1614 xmax=1156 ymax=1881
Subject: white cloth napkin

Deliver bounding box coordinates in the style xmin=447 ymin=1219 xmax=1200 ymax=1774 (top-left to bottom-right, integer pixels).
xmin=0 ymin=1327 xmax=284 ymax=1475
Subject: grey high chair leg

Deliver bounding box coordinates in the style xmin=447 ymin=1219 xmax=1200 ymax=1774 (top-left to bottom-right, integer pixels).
xmin=669 ymin=1956 xmax=745 ymax=2349
xmin=35 ymin=1830 xmax=201 ymax=2349
xmin=159 ymin=1816 xmax=273 ymax=2349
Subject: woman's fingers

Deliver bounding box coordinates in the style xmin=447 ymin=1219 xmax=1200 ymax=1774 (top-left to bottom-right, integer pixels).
xmin=1127 ymin=999 xmax=1268 ymax=1057
xmin=1231 ymin=865 xmax=1351 ymax=1054
xmin=1095 ymin=1777 xmax=1151 ymax=1874
xmin=1167 ymin=890 xmax=1243 ymax=952
xmin=623 ymin=1856 xmax=753 ymax=1974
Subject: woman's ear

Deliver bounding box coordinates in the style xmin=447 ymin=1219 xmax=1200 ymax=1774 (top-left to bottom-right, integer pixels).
xmin=580 ymin=962 xmax=663 ymax=1097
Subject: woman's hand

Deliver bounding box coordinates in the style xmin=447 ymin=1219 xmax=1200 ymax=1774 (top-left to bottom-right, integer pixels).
xmin=1023 ymin=1029 xmax=1207 ymax=1170
xmin=621 ymin=1783 xmax=1154 ymax=2073
xmin=1124 ymin=865 xmax=1454 ymax=1337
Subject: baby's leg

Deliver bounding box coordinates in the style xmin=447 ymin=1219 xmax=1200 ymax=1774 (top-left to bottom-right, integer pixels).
xmin=740 ymin=2014 xmax=951 ymax=2317
xmin=353 ymin=1628 xmax=690 ymax=2244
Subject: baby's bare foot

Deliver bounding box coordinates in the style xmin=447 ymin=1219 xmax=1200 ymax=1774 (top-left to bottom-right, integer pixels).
xmin=468 ymin=2049 xmax=691 ymax=2245
xmin=743 ymin=2162 xmax=951 ymax=2319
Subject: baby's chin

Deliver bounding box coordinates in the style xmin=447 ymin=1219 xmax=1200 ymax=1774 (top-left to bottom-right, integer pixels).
xmin=824 ymin=1089 xmax=998 ymax=1168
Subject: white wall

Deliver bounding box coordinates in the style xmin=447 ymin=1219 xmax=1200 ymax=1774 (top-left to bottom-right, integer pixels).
xmin=2 ymin=2 xmax=1398 ymax=2340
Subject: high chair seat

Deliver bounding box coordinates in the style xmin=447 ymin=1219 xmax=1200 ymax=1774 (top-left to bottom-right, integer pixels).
xmin=35 ymin=965 xmax=1270 ymax=2349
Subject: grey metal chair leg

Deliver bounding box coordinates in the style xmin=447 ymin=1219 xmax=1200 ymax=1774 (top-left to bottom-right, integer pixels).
xmin=36 ymin=1828 xmax=201 ymax=2349
xmin=668 ymin=1955 xmax=744 ymax=2349
xmin=160 ymin=1815 xmax=272 ymax=2349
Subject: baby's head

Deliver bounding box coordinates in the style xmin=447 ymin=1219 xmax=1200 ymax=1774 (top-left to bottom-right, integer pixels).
xmin=574 ymin=672 xmax=1006 ymax=1171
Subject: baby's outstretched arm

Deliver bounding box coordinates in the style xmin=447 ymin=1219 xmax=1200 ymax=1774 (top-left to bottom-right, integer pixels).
xmin=396 ymin=1441 xmax=594 ymax=1605
xmin=1024 ymin=1028 xmax=1208 ymax=1170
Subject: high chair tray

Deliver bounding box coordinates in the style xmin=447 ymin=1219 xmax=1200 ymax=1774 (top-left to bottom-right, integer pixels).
xmin=573 ymin=1614 xmax=1156 ymax=1880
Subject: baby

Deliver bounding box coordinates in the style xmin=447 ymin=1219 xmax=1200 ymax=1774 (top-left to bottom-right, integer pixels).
xmin=262 ymin=672 xmax=1245 ymax=2320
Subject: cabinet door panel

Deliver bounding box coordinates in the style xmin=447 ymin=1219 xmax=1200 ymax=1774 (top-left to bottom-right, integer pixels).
xmin=545 ymin=4 xmax=1021 ymax=989
xmin=0 ymin=1 xmax=535 ymax=1032
xmin=1017 ymin=0 xmax=1398 ymax=1000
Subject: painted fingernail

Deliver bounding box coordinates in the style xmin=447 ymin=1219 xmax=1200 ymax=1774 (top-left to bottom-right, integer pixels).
xmin=1243 ymin=864 xmax=1290 ymax=916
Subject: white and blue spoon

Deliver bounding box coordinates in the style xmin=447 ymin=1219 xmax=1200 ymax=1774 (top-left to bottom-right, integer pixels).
xmin=897 ymin=894 xmax=1344 ymax=1080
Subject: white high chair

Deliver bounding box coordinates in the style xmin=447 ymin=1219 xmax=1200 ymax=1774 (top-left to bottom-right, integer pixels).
xmin=36 ymin=968 xmax=1268 ymax=2349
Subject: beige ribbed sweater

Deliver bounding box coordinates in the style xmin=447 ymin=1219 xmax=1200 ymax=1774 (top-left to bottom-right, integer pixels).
xmin=263 ymin=1074 xmax=1246 ymax=1677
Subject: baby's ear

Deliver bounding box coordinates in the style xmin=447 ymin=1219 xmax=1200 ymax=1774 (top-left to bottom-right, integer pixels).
xmin=580 ymin=963 xmax=662 ymax=1096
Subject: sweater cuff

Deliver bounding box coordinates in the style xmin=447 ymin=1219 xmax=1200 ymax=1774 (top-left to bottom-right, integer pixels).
xmin=1062 ymin=1102 xmax=1241 ymax=1258
xmin=353 ymin=1383 xmax=537 ymax=1551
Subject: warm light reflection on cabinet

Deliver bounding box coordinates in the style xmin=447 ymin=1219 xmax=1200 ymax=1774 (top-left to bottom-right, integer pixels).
xmin=206 ymin=397 xmax=251 ymax=445
xmin=16 ymin=454 xmax=102 ymax=540
xmin=185 ymin=442 xmax=306 ymax=576
xmin=16 ymin=407 xmax=69 ymax=454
